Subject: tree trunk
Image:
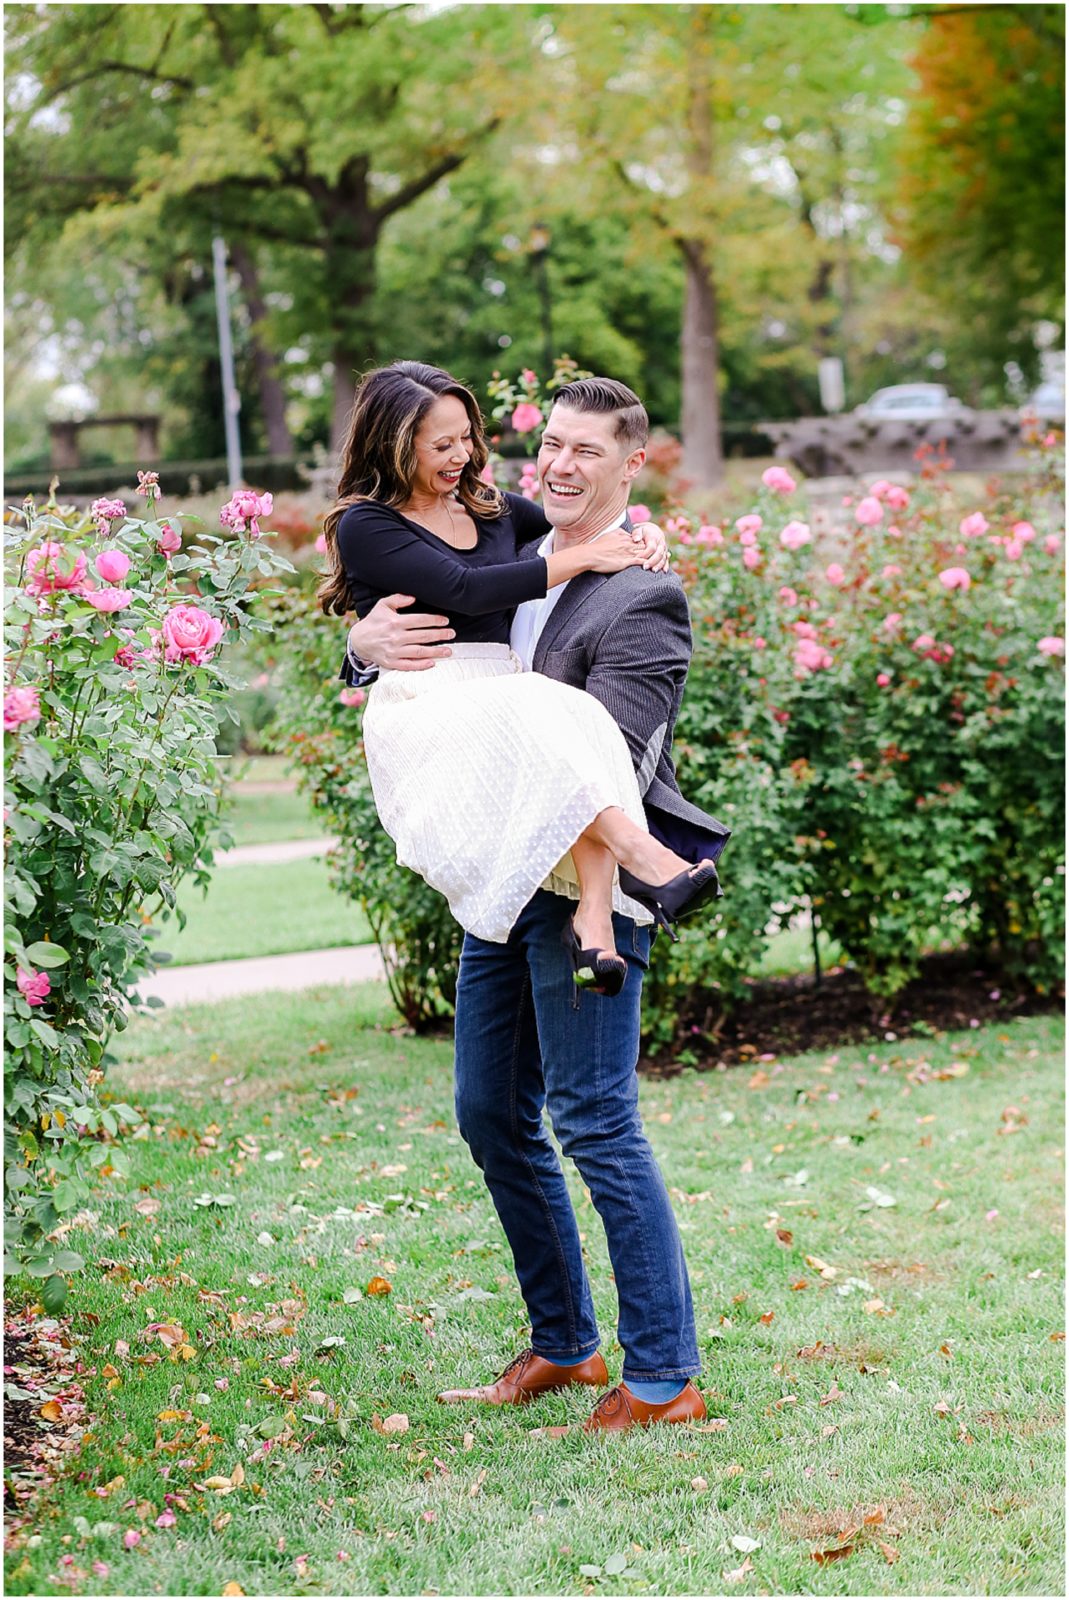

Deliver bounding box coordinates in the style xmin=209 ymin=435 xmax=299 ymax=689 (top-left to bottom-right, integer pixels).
xmin=679 ymin=238 xmax=723 ymax=489
xmin=229 ymin=243 xmax=295 ymax=457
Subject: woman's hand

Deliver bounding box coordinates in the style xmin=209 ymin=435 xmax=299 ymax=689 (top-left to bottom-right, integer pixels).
xmin=631 ymin=521 xmax=670 ymax=572
xmin=584 ymin=527 xmax=650 ymax=574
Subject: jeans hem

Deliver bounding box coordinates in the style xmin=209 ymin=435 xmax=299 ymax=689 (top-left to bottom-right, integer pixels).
xmin=532 ymin=1340 xmax=602 ymax=1363
xmin=621 ymin=1365 xmax=701 ymax=1383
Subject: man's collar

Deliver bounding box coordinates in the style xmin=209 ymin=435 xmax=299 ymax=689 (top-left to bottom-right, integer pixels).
xmin=541 ymin=508 xmax=629 ymax=556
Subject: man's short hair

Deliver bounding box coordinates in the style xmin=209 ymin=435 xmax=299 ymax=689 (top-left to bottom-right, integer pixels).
xmin=550 ymin=377 xmax=649 ymax=452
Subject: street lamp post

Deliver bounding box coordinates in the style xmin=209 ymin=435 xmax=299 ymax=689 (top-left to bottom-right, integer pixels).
xmin=529 ymin=223 xmax=554 ymax=378
xmin=211 ymin=234 xmax=244 ymax=492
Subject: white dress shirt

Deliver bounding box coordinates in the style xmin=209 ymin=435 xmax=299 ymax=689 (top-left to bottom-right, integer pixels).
xmin=510 ymin=516 xmax=624 ymax=671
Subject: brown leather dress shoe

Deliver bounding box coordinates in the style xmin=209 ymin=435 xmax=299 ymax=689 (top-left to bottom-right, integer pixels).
xmin=437 ymin=1346 xmax=609 ymax=1406
xmin=582 ymin=1380 xmax=707 ymax=1433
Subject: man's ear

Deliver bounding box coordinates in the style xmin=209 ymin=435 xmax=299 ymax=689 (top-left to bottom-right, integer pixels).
xmin=623 ymin=447 xmax=646 ymax=483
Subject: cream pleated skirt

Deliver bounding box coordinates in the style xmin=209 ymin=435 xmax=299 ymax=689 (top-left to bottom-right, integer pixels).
xmin=361 ymin=643 xmax=653 ymax=942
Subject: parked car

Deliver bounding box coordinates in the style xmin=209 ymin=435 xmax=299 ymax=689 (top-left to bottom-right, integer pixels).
xmin=1021 ymin=379 xmax=1065 ymax=421
xmin=854 ymin=383 xmax=967 ymax=422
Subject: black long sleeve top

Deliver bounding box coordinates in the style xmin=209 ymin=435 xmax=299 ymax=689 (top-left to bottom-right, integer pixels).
xmin=336 ymin=490 xmax=552 ymax=646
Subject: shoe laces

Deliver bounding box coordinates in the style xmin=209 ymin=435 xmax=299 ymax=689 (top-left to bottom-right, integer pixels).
xmin=498 ymin=1347 xmax=535 ymax=1384
xmin=589 ymin=1385 xmax=631 ymax=1422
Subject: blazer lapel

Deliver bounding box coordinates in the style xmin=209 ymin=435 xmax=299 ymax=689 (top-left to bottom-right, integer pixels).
xmin=532 ymin=510 xmax=635 ymax=670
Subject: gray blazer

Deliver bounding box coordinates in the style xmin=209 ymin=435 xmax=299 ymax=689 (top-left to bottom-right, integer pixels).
xmin=518 ymin=539 xmax=731 ymax=867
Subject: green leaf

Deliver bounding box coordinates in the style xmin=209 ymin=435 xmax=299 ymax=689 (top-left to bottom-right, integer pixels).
xmin=41 ymin=1273 xmax=68 ymax=1313
xmin=604 ymin=1553 xmax=629 ymax=1575
xmin=25 ymin=941 xmax=69 ymax=967
xmin=51 ymin=1249 xmax=85 ymax=1273
xmin=257 ymin=1414 xmax=287 ymax=1439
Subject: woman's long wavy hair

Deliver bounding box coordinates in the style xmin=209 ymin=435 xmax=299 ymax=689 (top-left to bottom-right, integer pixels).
xmin=318 ymin=361 xmax=504 ymax=615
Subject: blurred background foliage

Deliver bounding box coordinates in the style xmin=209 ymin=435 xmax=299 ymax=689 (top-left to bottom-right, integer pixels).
xmin=5 ymin=2 xmax=1064 ymax=476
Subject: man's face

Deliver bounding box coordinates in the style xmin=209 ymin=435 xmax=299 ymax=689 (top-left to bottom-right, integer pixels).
xmin=536 ymin=405 xmax=645 ymax=538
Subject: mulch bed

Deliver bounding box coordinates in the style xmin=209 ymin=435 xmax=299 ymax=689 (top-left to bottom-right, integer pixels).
xmin=3 ymin=1310 xmax=93 ymax=1535
xmin=642 ymin=950 xmax=1063 ymax=1075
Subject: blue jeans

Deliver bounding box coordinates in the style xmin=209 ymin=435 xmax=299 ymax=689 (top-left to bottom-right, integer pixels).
xmin=453 ymin=890 xmax=699 ymax=1383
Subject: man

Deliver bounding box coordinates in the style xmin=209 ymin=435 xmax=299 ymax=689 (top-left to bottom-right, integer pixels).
xmin=345 ymin=378 xmax=730 ymax=1432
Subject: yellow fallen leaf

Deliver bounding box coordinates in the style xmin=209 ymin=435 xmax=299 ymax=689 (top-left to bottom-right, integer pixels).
xmin=862 ymin=1298 xmax=886 ymax=1315
xmin=366 ymin=1276 xmax=392 ymax=1297
xmin=38 ymin=1400 xmax=63 ymax=1422
xmin=156 ymin=1409 xmax=186 ymax=1422
xmin=805 ymin=1255 xmax=838 ymax=1281
xmin=230 ymin=1462 xmax=245 ymax=1486
xmin=202 ymin=1476 xmax=235 ymax=1492
xmin=221 ymin=1584 xmax=245 ymax=1596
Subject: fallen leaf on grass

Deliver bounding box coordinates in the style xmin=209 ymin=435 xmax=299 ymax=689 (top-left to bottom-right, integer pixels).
xmin=134 ymin=1197 xmax=161 ymax=1216
xmin=812 ymin=1543 xmax=855 ymax=1564
xmin=731 ymin=1535 xmax=760 ymax=1553
xmin=805 ymin=1255 xmax=838 ymax=1280
xmin=1050 ymin=1331 xmax=1065 ymax=1342
xmin=366 ymin=1276 xmax=392 ymax=1297
xmin=38 ymin=1400 xmax=63 ymax=1422
xmin=221 ymin=1584 xmax=245 ymax=1596
xmin=723 ymin=1557 xmax=754 ymax=1583
xmin=691 ymin=1476 xmax=709 ymax=1491
xmin=879 ymin=1540 xmax=900 ymax=1564
xmin=462 ymin=1431 xmax=475 ymax=1452
xmin=469 ymin=1468 xmax=487 ymax=1497
xmin=819 ymin=1382 xmax=843 ymax=1407
xmin=862 ymin=1298 xmax=887 ymax=1315
xmin=758 ymin=1311 xmax=775 ymax=1326
xmin=689 ymin=1419 xmax=728 ymax=1432
xmin=379 ymin=1413 xmax=409 ymax=1435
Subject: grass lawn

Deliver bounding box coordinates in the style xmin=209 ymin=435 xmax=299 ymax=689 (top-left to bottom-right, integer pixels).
xmin=159 ymin=859 xmax=371 ymax=966
xmin=6 ymin=989 xmax=1063 ymax=1597
xmin=221 ymin=786 xmax=327 ymax=848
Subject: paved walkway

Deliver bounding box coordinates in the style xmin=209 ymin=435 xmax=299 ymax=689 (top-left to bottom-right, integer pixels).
xmin=136 ymin=943 xmax=385 ymax=1008
xmin=216 ymin=837 xmax=337 ymax=868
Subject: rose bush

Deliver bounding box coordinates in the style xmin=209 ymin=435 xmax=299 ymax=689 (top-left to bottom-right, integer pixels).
xmin=4 ymin=478 xmax=291 ymax=1303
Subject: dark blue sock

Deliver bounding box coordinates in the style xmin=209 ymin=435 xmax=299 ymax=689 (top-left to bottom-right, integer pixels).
xmin=625 ymin=1378 xmax=688 ymax=1404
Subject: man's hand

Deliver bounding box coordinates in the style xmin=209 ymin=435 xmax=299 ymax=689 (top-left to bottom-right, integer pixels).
xmin=348 ymin=594 xmax=455 ymax=672
xmin=632 ymin=522 xmax=671 ymax=573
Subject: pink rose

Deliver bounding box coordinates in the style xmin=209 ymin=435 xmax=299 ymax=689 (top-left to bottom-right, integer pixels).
xmin=314 ymin=532 xmax=328 ymax=554
xmin=629 ymin=504 xmax=651 ymax=524
xmin=25 ymin=541 xmax=88 ymax=597
xmin=777 ymin=586 xmax=798 ymax=605
xmin=17 ymin=966 xmax=50 ymax=1006
xmin=938 ymin=567 xmax=971 ymax=591
xmin=959 ymin=512 xmax=988 ymax=538
xmin=881 ymin=564 xmax=902 ymax=579
xmin=113 ymin=644 xmax=138 ymax=669
xmin=696 ymin=524 xmax=724 ymax=546
xmin=136 ymin=469 xmax=161 ymax=498
xmin=887 ymin=524 xmax=903 ymax=538
xmin=1011 ymin=521 xmax=1036 ymax=542
xmin=793 ymin=637 xmax=833 ymax=674
xmin=90 ymin=497 xmax=126 ymax=525
xmin=868 ymin=479 xmax=893 ymax=500
xmin=742 ymin=547 xmax=760 ymax=569
xmin=912 ymin=633 xmax=936 ymax=652
xmin=677 ymin=530 xmax=693 ymax=545
xmin=157 ymin=522 xmax=182 ymax=557
xmin=738 ymin=529 xmax=757 ymax=548
xmin=161 ymin=604 xmax=225 ymax=666
xmin=338 ymin=687 xmax=366 ymax=708
xmin=1004 ymin=540 xmax=1024 ymax=560
xmin=779 ymin=520 xmax=811 ymax=551
xmin=1038 ymin=636 xmax=1065 ymax=657
xmin=1043 ymin=534 xmax=1061 ymax=555
xmin=762 ymin=466 xmax=797 ymax=494
xmin=220 ymin=489 xmax=274 ymax=538
xmin=885 ymin=485 xmax=910 ymax=511
xmin=793 ymin=620 xmax=817 ymax=639
xmin=122 ymin=1530 xmax=141 ymax=1550
xmin=84 ymin=587 xmax=134 ymax=612
xmin=752 ymin=636 xmax=767 ymax=650
xmin=511 ymin=403 xmax=543 ymax=434
xmin=95 ymin=549 xmax=130 ymax=583
xmin=479 ymin=463 xmax=497 ymax=486
xmin=735 ymin=514 xmax=763 ymax=538
xmin=155 ymin=1511 xmax=177 ymax=1528
xmin=855 ymin=496 xmax=884 ymax=526
xmin=825 ymin=563 xmax=845 ymax=586
xmin=883 ymin=612 xmax=903 ymax=632
xmin=876 ymin=672 xmax=892 ymax=686
xmin=4 ymin=685 xmax=41 ymax=731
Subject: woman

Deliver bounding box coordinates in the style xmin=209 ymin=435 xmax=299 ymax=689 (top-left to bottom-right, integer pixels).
xmin=319 ymin=361 xmax=719 ymax=994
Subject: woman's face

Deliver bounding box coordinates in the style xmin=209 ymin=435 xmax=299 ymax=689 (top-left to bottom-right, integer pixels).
xmin=409 ymin=395 xmax=475 ymax=499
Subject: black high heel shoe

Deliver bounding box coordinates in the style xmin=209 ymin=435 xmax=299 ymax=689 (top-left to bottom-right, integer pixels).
xmin=616 ymin=859 xmax=722 ymax=943
xmin=562 ymin=916 xmax=627 ymax=997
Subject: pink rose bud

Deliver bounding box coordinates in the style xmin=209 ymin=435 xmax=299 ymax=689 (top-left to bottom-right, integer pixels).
xmin=779 ymin=520 xmax=811 ymax=551
xmin=777 ymin=586 xmax=798 ymax=605
xmin=510 ymin=402 xmax=543 ymax=434
xmin=95 ymin=549 xmax=130 ymax=583
xmin=1004 ymin=540 xmax=1024 ymax=560
xmin=735 ymin=514 xmax=763 ymax=537
xmin=876 ymin=672 xmax=892 ymax=686
xmin=855 ymin=496 xmax=884 ymax=526
xmin=339 ymin=686 xmax=366 ymax=708
xmin=1038 ymin=636 xmax=1065 ymax=656
xmin=157 ymin=522 xmax=182 ymax=557
xmin=16 ymin=966 xmax=51 ymax=1006
xmin=825 ymin=563 xmax=845 ymax=585
xmin=742 ymin=547 xmax=760 ymax=569
xmin=1011 ymin=521 xmax=1036 ymax=542
xmin=762 ymin=466 xmax=797 ymax=494
xmin=84 ymin=587 xmax=134 ymax=612
xmin=959 ymin=512 xmax=988 ymax=538
xmin=1043 ymin=534 xmax=1062 ymax=554
xmin=161 ymin=603 xmax=225 ymax=666
xmin=314 ymin=532 xmax=328 ymax=554
xmin=629 ymin=504 xmax=651 ymax=524
xmin=881 ymin=564 xmax=902 ymax=579
xmin=938 ymin=567 xmax=971 ymax=591
xmin=884 ymin=485 xmax=911 ymax=511
xmin=4 ymin=684 xmax=41 ymax=731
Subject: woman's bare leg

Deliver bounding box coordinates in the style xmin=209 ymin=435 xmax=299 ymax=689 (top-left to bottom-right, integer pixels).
xmin=585 ymin=807 xmax=701 ymax=885
xmin=570 ymin=833 xmax=619 ymax=956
